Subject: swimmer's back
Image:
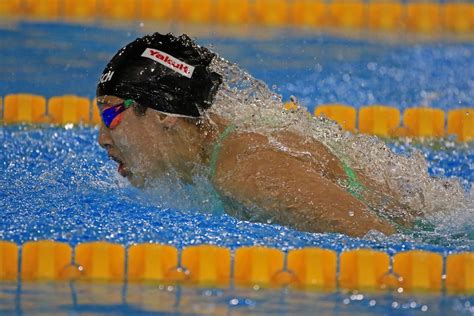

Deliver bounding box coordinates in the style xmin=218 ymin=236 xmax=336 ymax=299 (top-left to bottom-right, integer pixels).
xmin=211 ymin=129 xmax=396 ymax=236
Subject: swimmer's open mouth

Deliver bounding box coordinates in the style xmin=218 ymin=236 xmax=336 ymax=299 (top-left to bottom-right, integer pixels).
xmin=109 ymin=155 xmax=130 ymax=177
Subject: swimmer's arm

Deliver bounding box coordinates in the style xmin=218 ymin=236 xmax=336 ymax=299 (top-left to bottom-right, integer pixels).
xmin=213 ymin=134 xmax=395 ymax=237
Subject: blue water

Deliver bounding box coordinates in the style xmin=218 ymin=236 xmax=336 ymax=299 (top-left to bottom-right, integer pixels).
xmin=0 ymin=21 xmax=473 ymax=315
xmin=1 ymin=22 xmax=473 ymax=112
xmin=1 ymin=125 xmax=473 ymax=252
xmin=1 ymin=282 xmax=473 ymax=315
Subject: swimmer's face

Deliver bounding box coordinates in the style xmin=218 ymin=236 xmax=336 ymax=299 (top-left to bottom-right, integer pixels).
xmin=97 ymin=95 xmax=202 ymax=186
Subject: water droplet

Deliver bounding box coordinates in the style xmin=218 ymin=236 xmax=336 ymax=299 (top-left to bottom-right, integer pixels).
xmin=367 ymin=62 xmax=377 ymax=71
xmin=229 ymin=298 xmax=239 ymax=306
xmin=60 ymin=264 xmax=83 ymax=280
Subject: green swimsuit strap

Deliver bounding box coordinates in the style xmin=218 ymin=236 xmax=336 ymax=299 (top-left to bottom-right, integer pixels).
xmin=340 ymin=160 xmax=365 ymax=201
xmin=208 ymin=124 xmax=237 ymax=179
xmin=324 ymin=143 xmax=366 ymax=200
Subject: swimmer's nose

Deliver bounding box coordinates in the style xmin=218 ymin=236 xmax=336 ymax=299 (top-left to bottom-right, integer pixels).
xmin=98 ymin=124 xmax=114 ymax=149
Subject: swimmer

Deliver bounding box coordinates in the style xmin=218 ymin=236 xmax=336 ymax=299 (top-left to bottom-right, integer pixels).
xmin=96 ymin=32 xmax=444 ymax=237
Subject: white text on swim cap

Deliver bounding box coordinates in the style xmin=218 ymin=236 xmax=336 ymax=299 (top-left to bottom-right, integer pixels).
xmin=99 ymin=71 xmax=114 ymax=84
xmin=141 ymin=48 xmax=195 ymax=78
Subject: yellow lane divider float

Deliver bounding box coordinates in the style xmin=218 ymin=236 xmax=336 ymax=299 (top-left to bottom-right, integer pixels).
xmin=368 ymin=1 xmax=404 ymax=31
xmin=444 ymin=2 xmax=474 ymax=33
xmin=0 ymin=241 xmax=473 ymax=294
xmin=22 ymin=0 xmax=61 ymax=20
xmin=315 ymin=103 xmax=357 ymax=132
xmin=75 ymin=241 xmax=125 ymax=281
xmin=3 ymin=94 xmax=48 ymax=124
xmin=287 ymin=247 xmax=336 ymax=289
xmin=0 ymin=241 xmax=18 ymax=281
xmin=446 ymin=252 xmax=474 ymax=293
xmin=128 ymin=243 xmax=178 ymax=282
xmin=234 ymin=246 xmax=285 ymax=287
xmin=393 ymin=250 xmax=443 ymax=292
xmin=21 ymin=240 xmax=72 ymax=281
xmin=48 ymin=95 xmax=91 ymax=125
xmin=328 ymin=0 xmax=366 ymax=29
xmin=339 ymin=249 xmax=390 ymax=290
xmin=182 ymin=245 xmax=231 ymax=285
xmin=0 ymin=0 xmax=473 ymax=33
xmin=406 ymin=2 xmax=442 ymax=33
xmin=2 ymin=94 xmax=474 ymax=142
xmin=290 ymin=0 xmax=327 ymax=28
xmin=63 ymin=0 xmax=98 ymax=22
xmin=404 ymin=107 xmax=445 ymax=138
xmin=216 ymin=0 xmax=251 ymax=25
xmin=358 ymin=105 xmax=401 ymax=137
xmin=448 ymin=108 xmax=474 ymax=142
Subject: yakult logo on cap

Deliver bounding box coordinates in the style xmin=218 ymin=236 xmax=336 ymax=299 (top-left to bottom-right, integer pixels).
xmin=141 ymin=48 xmax=195 ymax=78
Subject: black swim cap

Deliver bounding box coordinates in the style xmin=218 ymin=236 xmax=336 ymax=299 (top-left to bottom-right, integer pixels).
xmin=96 ymin=33 xmax=222 ymax=117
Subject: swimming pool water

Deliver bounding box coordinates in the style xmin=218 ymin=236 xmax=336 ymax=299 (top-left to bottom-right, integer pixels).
xmin=0 ymin=21 xmax=473 ymax=315
xmin=1 ymin=282 xmax=473 ymax=315
xmin=0 ymin=22 xmax=473 ymax=112
xmin=1 ymin=125 xmax=472 ymax=251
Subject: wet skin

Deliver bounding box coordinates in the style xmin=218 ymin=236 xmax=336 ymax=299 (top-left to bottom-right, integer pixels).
xmin=98 ymin=96 xmax=416 ymax=237
xmin=98 ymin=96 xmax=206 ymax=187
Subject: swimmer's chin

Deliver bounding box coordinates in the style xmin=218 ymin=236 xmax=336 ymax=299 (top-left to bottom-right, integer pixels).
xmin=119 ymin=166 xmax=154 ymax=188
xmin=126 ymin=172 xmax=166 ymax=189
xmin=120 ymin=171 xmax=146 ymax=188
xmin=126 ymin=171 xmax=194 ymax=189
xmin=127 ymin=175 xmax=147 ymax=188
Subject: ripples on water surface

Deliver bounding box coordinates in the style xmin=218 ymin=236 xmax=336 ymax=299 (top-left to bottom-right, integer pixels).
xmin=0 ymin=125 xmax=472 ymax=252
xmin=1 ymin=282 xmax=473 ymax=315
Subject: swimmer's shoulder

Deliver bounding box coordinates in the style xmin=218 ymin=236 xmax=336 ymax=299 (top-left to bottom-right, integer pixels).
xmin=211 ymin=130 xmax=270 ymax=180
xmin=213 ymin=129 xmax=344 ymax=182
xmin=220 ymin=130 xmax=267 ymax=157
xmin=216 ymin=129 xmax=347 ymax=182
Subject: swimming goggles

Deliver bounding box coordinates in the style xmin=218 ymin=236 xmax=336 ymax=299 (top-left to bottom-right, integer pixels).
xmin=98 ymin=99 xmax=134 ymax=129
